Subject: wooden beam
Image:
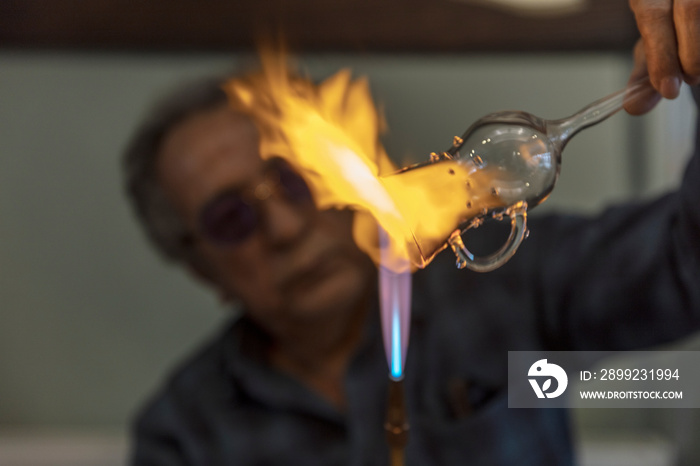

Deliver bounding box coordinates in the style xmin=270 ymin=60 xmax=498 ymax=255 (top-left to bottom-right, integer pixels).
xmin=0 ymin=0 xmax=639 ymax=53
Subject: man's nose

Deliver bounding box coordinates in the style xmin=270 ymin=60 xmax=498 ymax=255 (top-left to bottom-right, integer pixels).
xmin=259 ymin=196 xmax=312 ymax=247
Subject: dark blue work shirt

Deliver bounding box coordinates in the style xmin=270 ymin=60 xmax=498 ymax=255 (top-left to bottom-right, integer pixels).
xmin=131 ymin=87 xmax=700 ymax=465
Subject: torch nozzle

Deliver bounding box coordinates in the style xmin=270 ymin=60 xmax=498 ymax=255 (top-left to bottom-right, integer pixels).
xmin=385 ymin=378 xmax=409 ymax=466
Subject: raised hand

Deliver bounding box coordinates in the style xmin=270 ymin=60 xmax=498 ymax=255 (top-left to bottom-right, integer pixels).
xmin=625 ymin=0 xmax=700 ymax=114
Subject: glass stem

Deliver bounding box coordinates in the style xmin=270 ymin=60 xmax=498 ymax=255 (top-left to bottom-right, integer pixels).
xmin=547 ymin=75 xmax=652 ymax=150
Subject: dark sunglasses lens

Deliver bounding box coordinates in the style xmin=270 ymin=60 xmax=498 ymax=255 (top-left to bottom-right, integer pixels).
xmin=277 ymin=163 xmax=313 ymax=202
xmin=200 ymin=194 xmax=256 ymax=244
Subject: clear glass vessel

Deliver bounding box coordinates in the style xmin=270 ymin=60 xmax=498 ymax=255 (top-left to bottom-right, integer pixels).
xmin=392 ymin=76 xmax=654 ymax=272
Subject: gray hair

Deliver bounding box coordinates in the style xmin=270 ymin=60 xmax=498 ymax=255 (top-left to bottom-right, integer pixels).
xmin=122 ymin=76 xmax=229 ymax=264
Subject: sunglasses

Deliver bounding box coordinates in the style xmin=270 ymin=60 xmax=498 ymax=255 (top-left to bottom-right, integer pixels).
xmin=197 ymin=158 xmax=314 ymax=245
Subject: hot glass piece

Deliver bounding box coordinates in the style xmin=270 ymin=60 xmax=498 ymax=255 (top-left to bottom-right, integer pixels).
xmin=392 ymin=76 xmax=653 ymax=272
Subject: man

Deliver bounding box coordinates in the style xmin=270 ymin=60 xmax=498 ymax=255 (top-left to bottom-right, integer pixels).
xmin=124 ymin=1 xmax=700 ymax=464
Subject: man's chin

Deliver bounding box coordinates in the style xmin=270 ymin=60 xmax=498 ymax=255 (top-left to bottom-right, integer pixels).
xmin=287 ymin=264 xmax=372 ymax=322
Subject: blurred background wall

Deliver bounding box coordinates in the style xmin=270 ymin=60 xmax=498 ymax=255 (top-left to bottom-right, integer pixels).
xmin=0 ymin=47 xmax=697 ymax=466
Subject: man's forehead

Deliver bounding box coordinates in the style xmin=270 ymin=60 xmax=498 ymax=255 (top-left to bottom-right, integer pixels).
xmin=157 ymin=106 xmax=265 ymax=210
xmin=162 ymin=108 xmax=259 ymax=166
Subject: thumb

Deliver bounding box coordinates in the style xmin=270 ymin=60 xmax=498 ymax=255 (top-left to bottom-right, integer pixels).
xmin=625 ymin=39 xmax=663 ymax=115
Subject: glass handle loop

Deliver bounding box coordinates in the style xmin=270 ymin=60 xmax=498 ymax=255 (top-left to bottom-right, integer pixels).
xmin=450 ymin=202 xmax=528 ymax=273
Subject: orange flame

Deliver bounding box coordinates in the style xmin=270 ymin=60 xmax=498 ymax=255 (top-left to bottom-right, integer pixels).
xmin=223 ymin=53 xmax=494 ymax=272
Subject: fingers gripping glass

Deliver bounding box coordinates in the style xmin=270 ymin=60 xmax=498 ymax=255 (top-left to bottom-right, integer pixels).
xmin=198 ymin=158 xmax=313 ymax=245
